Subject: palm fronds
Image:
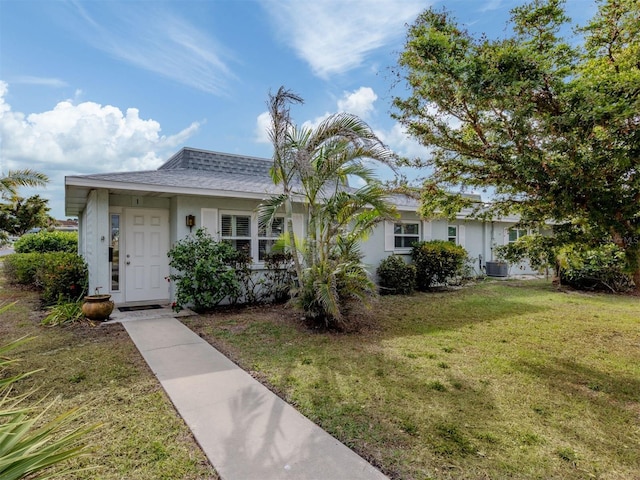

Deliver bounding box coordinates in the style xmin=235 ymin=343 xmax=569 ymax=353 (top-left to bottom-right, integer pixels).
xmin=0 ymin=335 xmax=99 ymax=479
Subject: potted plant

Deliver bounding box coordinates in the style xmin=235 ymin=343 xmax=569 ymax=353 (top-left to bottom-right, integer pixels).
xmin=81 ymin=287 xmax=114 ymax=321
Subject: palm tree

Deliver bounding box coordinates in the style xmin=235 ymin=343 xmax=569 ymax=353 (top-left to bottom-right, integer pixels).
xmin=259 ymin=88 xmax=398 ymax=326
xmin=0 ymin=170 xmax=49 ymax=244
xmin=266 ymin=87 xmax=304 ymax=284
xmin=1 ymin=169 xmax=49 ymax=200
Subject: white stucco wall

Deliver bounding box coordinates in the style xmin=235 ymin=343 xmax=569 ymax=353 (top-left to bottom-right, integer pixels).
xmin=362 ymin=214 xmax=542 ymax=278
xmin=83 ymin=189 xmax=110 ymax=295
xmin=76 ymin=187 xmax=544 ymax=305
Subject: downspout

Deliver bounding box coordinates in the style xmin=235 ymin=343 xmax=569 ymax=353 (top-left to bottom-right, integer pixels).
xmin=490 ymin=221 xmax=495 ymax=261
xmin=481 ymin=220 xmax=486 ymax=272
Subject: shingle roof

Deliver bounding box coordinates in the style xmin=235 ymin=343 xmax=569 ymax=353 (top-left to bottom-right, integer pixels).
xmin=159 ymin=148 xmax=273 ymax=177
xmin=75 ymin=168 xmax=283 ymax=196
xmin=67 ymin=147 xmax=284 ymax=197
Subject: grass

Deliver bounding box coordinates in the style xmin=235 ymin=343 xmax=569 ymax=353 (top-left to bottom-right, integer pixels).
xmin=184 ymin=280 xmax=640 ymax=480
xmin=0 ymin=273 xmax=217 ymax=479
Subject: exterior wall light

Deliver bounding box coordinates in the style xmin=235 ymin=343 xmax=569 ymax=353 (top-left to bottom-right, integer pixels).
xmin=186 ymin=214 xmax=196 ymax=232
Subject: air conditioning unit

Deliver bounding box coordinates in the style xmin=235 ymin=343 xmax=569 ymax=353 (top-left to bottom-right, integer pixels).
xmin=485 ymin=261 xmax=508 ymax=277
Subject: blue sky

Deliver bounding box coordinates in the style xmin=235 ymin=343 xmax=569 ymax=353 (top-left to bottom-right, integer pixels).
xmin=0 ymin=0 xmax=597 ymax=218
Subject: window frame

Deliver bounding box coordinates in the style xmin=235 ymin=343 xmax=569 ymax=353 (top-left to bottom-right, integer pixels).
xmin=508 ymin=227 xmax=530 ymax=243
xmin=258 ymin=215 xmax=285 ymax=262
xmin=393 ymin=221 xmax=420 ymax=251
xmin=220 ymin=212 xmax=252 ymax=257
xmin=218 ymin=211 xmax=291 ymax=265
xmin=447 ymin=225 xmax=458 ymax=244
xmin=110 ymin=213 xmax=121 ymax=292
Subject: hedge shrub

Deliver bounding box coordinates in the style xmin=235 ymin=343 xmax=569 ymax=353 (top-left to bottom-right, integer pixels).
xmin=167 ymin=229 xmax=241 ymax=312
xmin=3 ymin=253 xmax=44 ymax=284
xmin=376 ymin=255 xmax=416 ymax=295
xmin=14 ymin=231 xmax=78 ymax=254
xmin=35 ymin=253 xmax=88 ymax=305
xmin=3 ymin=252 xmax=87 ymax=305
xmin=556 ymin=243 xmax=633 ymax=292
xmin=411 ymin=240 xmax=468 ymax=290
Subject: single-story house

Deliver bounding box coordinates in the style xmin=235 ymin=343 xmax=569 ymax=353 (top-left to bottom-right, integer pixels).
xmin=65 ymin=147 xmax=538 ymax=305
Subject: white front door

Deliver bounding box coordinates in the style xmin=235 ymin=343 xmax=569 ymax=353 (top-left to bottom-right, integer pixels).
xmin=124 ymin=208 xmax=170 ymax=303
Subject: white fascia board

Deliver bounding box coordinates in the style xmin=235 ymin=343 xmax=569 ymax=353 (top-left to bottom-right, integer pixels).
xmin=64 ymin=177 xmax=308 ymax=208
xmin=64 ymin=176 xmax=282 ymax=201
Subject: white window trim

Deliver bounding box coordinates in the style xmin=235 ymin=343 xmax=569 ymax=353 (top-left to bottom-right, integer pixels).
xmin=258 ymin=215 xmax=286 ymax=262
xmin=448 ymin=224 xmax=466 ymax=247
xmin=507 ymin=227 xmax=531 ymax=243
xmin=447 ymin=224 xmax=458 ymax=244
xmin=216 ymin=210 xmax=300 ymax=267
xmin=220 ymin=210 xmax=253 ymax=258
xmin=386 ymin=220 xmax=420 ymax=252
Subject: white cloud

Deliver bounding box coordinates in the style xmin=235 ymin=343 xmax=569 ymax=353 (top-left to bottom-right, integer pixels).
xmin=261 ymin=0 xmax=427 ymax=78
xmin=0 ymin=81 xmax=199 ymax=217
xmin=376 ymin=122 xmax=432 ymax=161
xmin=255 ymin=111 xmax=272 ymax=144
xmin=337 ymin=87 xmax=377 ymax=119
xmin=301 ymin=113 xmax=333 ymax=133
xmin=480 ymin=0 xmax=505 ymax=12
xmin=68 ymin=2 xmax=236 ymax=95
xmin=255 ymin=86 xmax=379 ymax=145
xmin=12 ymin=76 xmax=68 ymax=88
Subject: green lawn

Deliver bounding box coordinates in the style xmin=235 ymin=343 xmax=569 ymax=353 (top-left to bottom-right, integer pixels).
xmin=185 ymin=280 xmax=640 ymax=480
xmin=0 ymin=278 xmax=217 ymax=479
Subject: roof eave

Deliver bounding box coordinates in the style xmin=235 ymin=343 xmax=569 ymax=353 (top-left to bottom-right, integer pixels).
xmin=64 ymin=175 xmax=296 ymax=216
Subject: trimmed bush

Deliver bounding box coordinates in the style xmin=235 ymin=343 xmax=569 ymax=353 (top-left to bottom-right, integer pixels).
xmin=3 ymin=253 xmax=44 ymax=285
xmin=14 ymin=231 xmax=78 ymax=254
xmin=167 ymin=229 xmax=241 ymax=312
xmin=556 ymin=243 xmax=633 ymax=292
xmin=4 ymin=252 xmax=88 ymax=305
xmin=411 ymin=240 xmax=468 ymax=290
xmin=35 ymin=252 xmax=88 ymax=306
xmin=376 ymin=255 xmax=416 ymax=295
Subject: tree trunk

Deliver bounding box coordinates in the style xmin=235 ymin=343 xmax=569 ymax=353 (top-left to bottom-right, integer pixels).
xmin=625 ymin=244 xmax=640 ymax=294
xmin=284 ymin=198 xmax=303 ymax=288
xmin=612 ymin=230 xmax=639 ymax=294
xmin=632 ymin=253 xmax=640 ymax=294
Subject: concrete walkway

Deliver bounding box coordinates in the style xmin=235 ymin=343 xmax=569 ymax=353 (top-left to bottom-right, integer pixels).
xmin=116 ymin=310 xmax=388 ymax=480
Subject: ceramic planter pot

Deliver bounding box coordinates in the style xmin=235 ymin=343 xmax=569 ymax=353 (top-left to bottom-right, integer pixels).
xmin=82 ymin=294 xmax=114 ymax=321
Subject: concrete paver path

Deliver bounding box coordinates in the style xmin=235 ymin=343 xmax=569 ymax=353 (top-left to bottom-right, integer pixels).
xmin=120 ymin=314 xmax=388 ymax=480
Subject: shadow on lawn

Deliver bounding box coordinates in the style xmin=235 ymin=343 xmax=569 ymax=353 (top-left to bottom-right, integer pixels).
xmin=375 ymin=287 xmax=549 ymax=337
xmin=516 ymin=356 xmax=640 ymax=410
xmin=268 ymin=339 xmax=502 ymax=479
xmin=515 ymin=357 xmax=640 ymax=466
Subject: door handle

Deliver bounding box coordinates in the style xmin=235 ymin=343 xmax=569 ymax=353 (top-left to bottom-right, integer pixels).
xmin=126 ymin=261 xmax=131 ymax=265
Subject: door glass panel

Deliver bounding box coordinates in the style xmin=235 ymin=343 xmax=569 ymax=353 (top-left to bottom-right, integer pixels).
xmin=111 ymin=214 xmax=120 ymax=291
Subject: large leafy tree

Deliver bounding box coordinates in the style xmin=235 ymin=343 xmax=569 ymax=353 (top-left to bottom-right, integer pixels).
xmin=393 ymin=0 xmax=640 ymax=289
xmin=260 ymin=87 xmax=397 ymax=325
